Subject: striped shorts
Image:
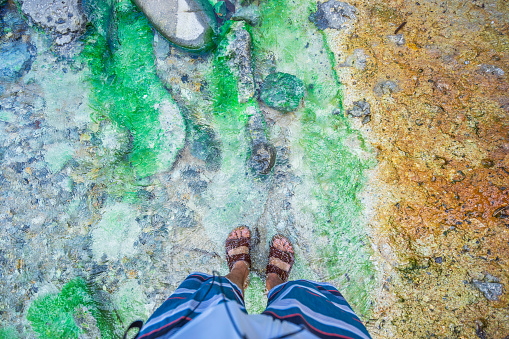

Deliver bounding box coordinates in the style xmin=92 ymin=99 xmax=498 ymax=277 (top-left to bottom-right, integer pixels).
xmin=137 ymin=272 xmax=371 ymax=339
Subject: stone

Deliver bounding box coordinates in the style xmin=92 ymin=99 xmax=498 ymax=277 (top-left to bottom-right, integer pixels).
xmin=0 ymin=41 xmax=35 ymax=81
xmin=190 ymin=127 xmax=222 ymax=171
xmin=309 ymin=0 xmax=356 ymax=31
xmin=19 ymin=0 xmax=87 ymax=45
xmin=231 ymin=5 xmax=261 ymax=26
xmin=133 ymin=0 xmax=217 ymax=52
xmin=373 ymin=80 xmax=399 ymax=96
xmin=479 ymin=64 xmax=505 ymax=77
xmin=249 ymin=142 xmax=276 ymax=175
xmin=347 ymin=100 xmax=371 ymax=117
xmin=260 ymin=72 xmax=305 ymax=112
xmin=227 ymin=23 xmax=255 ymax=103
xmin=339 ymin=48 xmax=368 ymax=70
xmin=472 ymin=280 xmax=503 ymax=301
xmin=387 ymin=34 xmax=405 ymax=46
xmin=170 ymin=202 xmax=197 ymax=228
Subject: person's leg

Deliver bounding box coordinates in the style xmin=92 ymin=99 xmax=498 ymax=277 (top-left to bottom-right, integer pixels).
xmin=136 ymin=227 xmax=251 ymax=339
xmin=225 ymin=227 xmax=251 ymax=294
xmin=262 ymin=237 xmax=371 ymax=339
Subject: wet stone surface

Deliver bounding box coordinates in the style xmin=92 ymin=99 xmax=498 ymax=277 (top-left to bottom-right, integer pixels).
xmin=19 ymin=0 xmax=87 ymax=46
xmin=309 ymin=0 xmax=356 ymax=30
xmin=260 ymin=72 xmax=305 ymax=112
xmin=133 ymin=0 xmax=216 ymax=51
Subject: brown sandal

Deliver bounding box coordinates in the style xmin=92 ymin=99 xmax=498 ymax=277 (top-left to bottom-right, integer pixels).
xmin=266 ymin=234 xmax=295 ymax=282
xmin=225 ymin=226 xmax=251 ymax=273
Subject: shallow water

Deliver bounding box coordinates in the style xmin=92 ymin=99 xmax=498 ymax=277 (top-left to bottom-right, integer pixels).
xmin=0 ymin=0 xmax=375 ymax=337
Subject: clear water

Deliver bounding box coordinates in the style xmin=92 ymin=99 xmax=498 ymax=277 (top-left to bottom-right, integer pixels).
xmin=0 ymin=0 xmax=376 ymax=337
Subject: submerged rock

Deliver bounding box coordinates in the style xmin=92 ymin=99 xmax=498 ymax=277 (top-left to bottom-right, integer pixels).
xmin=260 ymin=72 xmax=305 ymax=112
xmin=191 ymin=127 xmax=222 ymax=171
xmin=387 ymin=34 xmax=405 ymax=46
xmin=347 ymin=100 xmax=371 ymax=124
xmin=133 ymin=0 xmax=216 ymax=52
xmin=0 ymin=41 xmax=35 ymax=81
xmin=478 ymin=64 xmax=505 ymax=77
xmin=374 ymin=80 xmax=399 ymax=96
xmin=19 ymin=0 xmax=87 ymax=45
xmin=249 ymin=142 xmax=276 ymax=175
xmin=339 ymin=48 xmax=368 ymax=70
xmin=472 ymin=280 xmax=503 ymax=301
xmin=227 ymin=22 xmax=255 ymax=103
xmin=309 ymin=0 xmax=356 ymax=31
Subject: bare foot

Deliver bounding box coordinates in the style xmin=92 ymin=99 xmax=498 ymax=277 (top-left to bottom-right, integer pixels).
xmin=225 ymin=227 xmax=250 ymax=293
xmin=266 ymin=236 xmax=294 ymax=291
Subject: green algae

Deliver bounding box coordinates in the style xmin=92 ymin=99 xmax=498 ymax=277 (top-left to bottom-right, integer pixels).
xmin=113 ymin=280 xmax=149 ymax=325
xmin=27 ymin=278 xmax=121 ymax=339
xmin=260 ymin=72 xmax=305 ymax=112
xmin=0 ymin=327 xmax=20 ymax=339
xmin=244 ymin=275 xmax=266 ymax=314
xmin=80 ymin=0 xmax=185 ymax=181
xmin=251 ymin=0 xmax=375 ymax=315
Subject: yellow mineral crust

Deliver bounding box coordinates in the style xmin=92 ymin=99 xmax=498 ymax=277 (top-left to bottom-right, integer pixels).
xmin=327 ymin=0 xmax=509 ymax=337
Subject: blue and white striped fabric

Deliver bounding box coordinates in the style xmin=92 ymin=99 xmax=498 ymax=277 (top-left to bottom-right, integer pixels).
xmin=263 ymin=280 xmax=371 ymax=339
xmin=137 ymin=273 xmax=246 ymax=339
xmin=136 ymin=273 xmax=371 ymax=339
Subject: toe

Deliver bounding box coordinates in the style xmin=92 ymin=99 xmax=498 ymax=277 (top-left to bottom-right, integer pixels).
xmin=241 ymin=228 xmax=249 ymax=237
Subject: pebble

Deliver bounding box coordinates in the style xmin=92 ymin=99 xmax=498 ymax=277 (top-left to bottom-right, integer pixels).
xmin=387 ymin=34 xmax=405 ymax=46
xmin=472 ymin=280 xmax=503 ymax=301
xmin=479 ymin=64 xmax=505 ymax=77
xmin=260 ymin=72 xmax=305 ymax=112
xmin=347 ymin=100 xmax=371 ymax=118
xmin=373 ymin=80 xmax=399 ymax=96
xmin=309 ymin=0 xmax=357 ymax=31
xmin=339 ymin=49 xmax=367 ymax=70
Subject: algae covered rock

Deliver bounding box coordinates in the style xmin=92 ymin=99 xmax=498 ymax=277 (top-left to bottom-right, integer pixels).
xmin=260 ymin=72 xmax=305 ymax=112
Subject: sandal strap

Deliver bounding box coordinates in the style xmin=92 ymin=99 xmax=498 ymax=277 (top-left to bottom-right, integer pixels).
xmin=266 ymin=264 xmax=289 ymax=282
xmin=227 ymin=253 xmax=251 ymax=271
xmin=268 ymin=246 xmax=295 ymax=266
xmin=225 ymin=237 xmax=250 ymax=252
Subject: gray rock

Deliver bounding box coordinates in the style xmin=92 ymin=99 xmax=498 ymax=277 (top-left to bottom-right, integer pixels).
xmin=479 ymin=64 xmax=505 ymax=77
xmin=387 ymin=34 xmax=405 ymax=46
xmin=133 ymin=0 xmax=216 ymax=52
xmin=190 ymin=127 xmax=222 ymax=171
xmin=472 ymin=280 xmax=503 ymax=301
xmin=339 ymin=48 xmax=367 ymax=70
xmin=170 ymin=202 xmax=198 ymax=228
xmin=246 ymin=106 xmax=267 ymax=145
xmin=227 ymin=23 xmax=255 ymax=103
xmin=19 ymin=0 xmax=87 ymax=45
xmin=347 ymin=100 xmax=370 ymax=117
xmin=249 ymin=142 xmax=276 ymax=175
xmin=231 ymin=5 xmax=260 ymax=26
xmin=374 ymin=80 xmax=399 ymax=96
xmin=2 ymin=6 xmax=29 ymax=40
xmin=309 ymin=1 xmax=356 ymax=31
xmin=0 ymin=41 xmax=35 ymax=81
